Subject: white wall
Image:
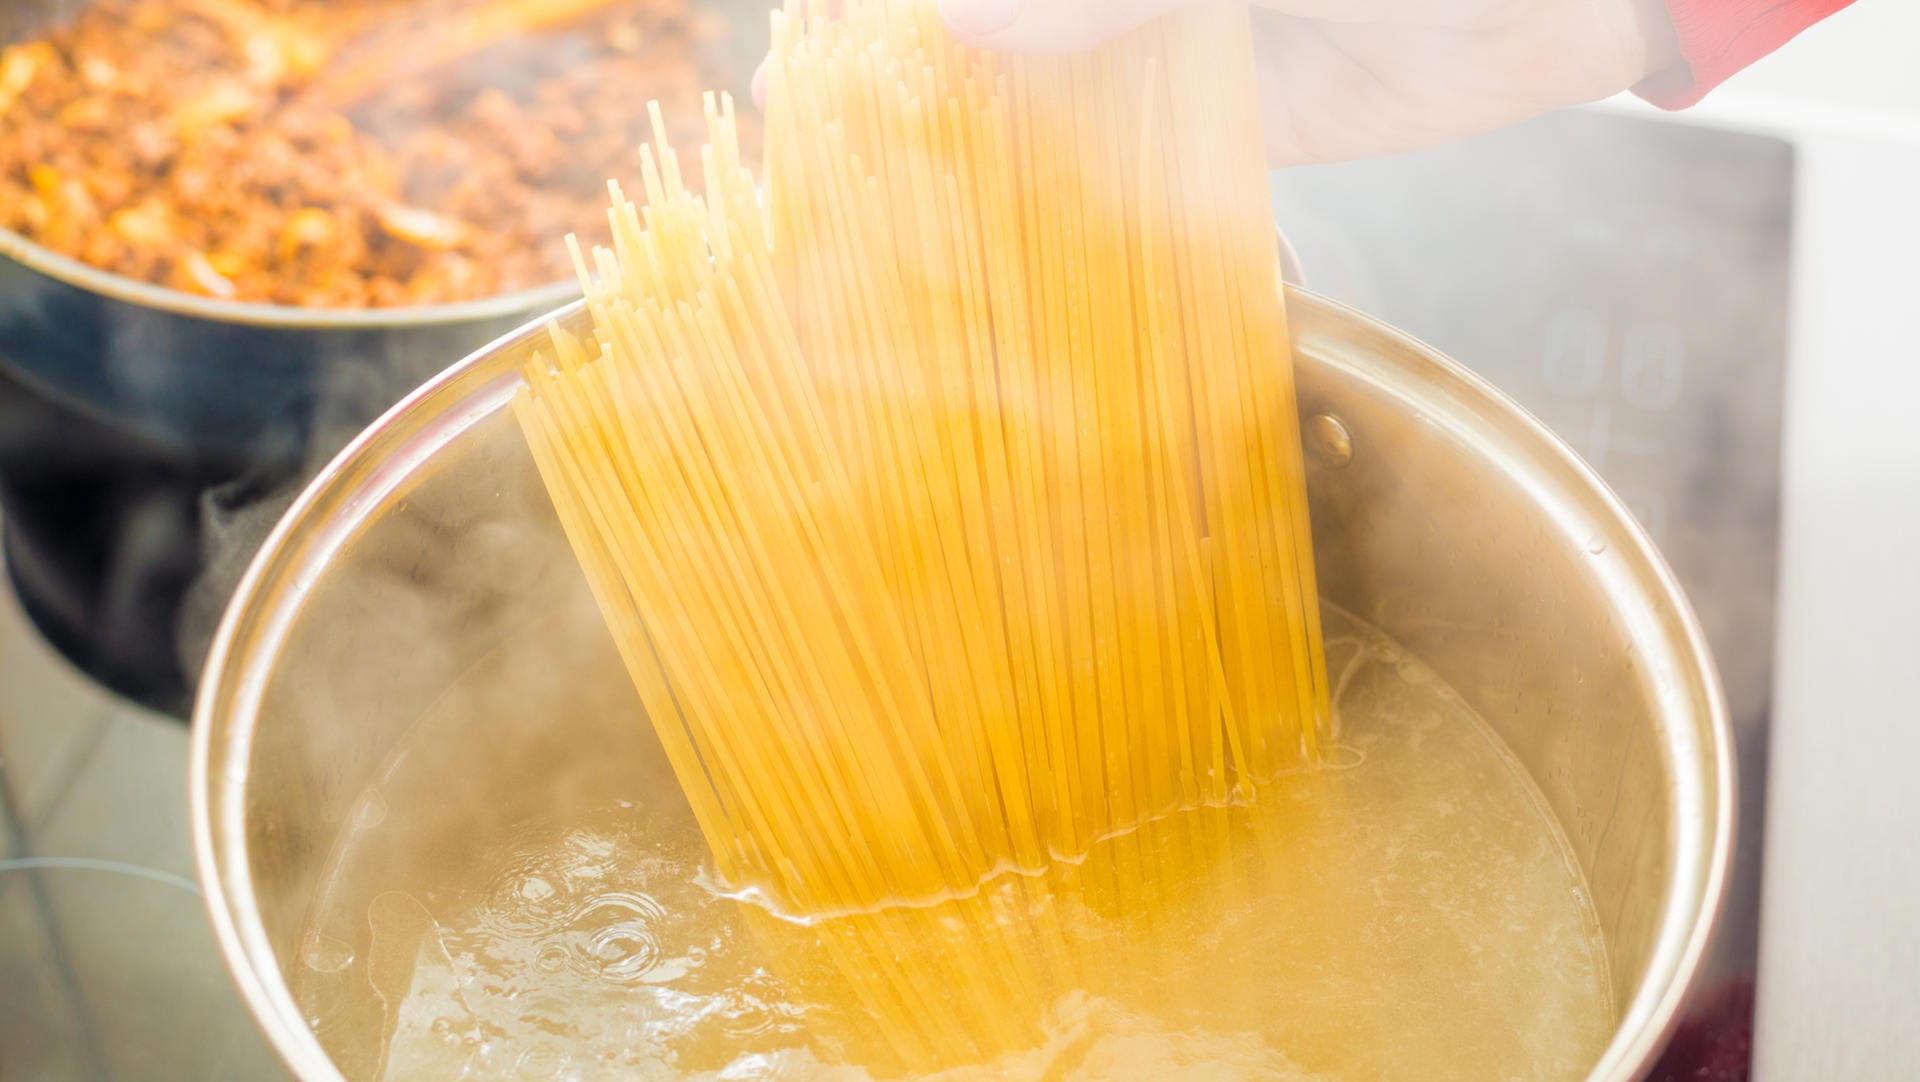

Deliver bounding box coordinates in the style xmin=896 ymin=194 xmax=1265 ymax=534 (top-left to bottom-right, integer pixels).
xmin=1709 ymin=0 xmax=1920 ymax=130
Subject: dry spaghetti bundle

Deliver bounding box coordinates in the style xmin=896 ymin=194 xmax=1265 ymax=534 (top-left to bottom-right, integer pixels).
xmin=514 ymin=0 xmax=1329 ymax=918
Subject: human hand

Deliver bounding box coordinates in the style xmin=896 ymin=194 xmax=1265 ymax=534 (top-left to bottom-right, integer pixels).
xmin=932 ymin=0 xmax=1682 ymax=165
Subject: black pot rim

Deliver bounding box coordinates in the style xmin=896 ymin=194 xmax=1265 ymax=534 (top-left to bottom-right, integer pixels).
xmin=0 ymin=225 xmax=581 ymax=330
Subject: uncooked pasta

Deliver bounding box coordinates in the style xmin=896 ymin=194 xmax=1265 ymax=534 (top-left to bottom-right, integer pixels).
xmin=513 ymin=0 xmax=1328 ymax=919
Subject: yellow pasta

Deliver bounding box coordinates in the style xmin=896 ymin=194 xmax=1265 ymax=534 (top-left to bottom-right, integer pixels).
xmin=514 ymin=0 xmax=1329 ymax=918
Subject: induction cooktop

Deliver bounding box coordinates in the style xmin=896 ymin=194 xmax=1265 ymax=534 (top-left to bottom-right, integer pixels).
xmin=1274 ymin=107 xmax=1791 ymax=1081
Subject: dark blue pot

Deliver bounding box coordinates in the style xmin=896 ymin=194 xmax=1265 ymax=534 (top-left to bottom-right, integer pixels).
xmin=0 ymin=232 xmax=572 ymax=716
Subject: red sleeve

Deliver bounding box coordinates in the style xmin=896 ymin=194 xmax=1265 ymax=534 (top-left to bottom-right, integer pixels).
xmin=1634 ymin=0 xmax=1858 ymax=108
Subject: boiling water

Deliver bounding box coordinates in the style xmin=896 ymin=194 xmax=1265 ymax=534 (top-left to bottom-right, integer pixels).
xmin=293 ymin=608 xmax=1613 ymax=1080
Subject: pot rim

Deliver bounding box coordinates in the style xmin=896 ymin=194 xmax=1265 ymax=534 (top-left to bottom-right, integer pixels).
xmin=189 ymin=286 xmax=1734 ymax=1082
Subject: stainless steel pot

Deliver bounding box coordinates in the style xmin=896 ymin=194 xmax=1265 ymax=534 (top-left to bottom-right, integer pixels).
xmin=190 ymin=288 xmax=1734 ymax=1081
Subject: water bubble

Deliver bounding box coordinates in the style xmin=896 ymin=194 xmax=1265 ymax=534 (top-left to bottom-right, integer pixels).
xmin=482 ymin=856 xmax=574 ymax=936
xmin=714 ymin=972 xmax=804 ymax=1042
xmin=566 ymin=891 xmax=668 ymax=984
xmin=512 ymin=1042 xmax=569 ymax=1079
xmin=719 ymin=996 xmax=773 ymax=1040
xmin=534 ymin=943 xmax=570 ymax=974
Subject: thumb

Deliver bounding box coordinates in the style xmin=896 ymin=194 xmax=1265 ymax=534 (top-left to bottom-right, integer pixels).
xmin=936 ymin=0 xmax=1196 ymax=52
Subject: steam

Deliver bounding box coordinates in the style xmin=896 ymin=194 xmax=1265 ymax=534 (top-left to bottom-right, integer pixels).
xmin=174 ymin=343 xmax=455 ymax=692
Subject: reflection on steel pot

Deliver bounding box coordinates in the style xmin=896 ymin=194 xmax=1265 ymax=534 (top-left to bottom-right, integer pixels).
xmin=190 ymin=288 xmax=1734 ymax=1080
